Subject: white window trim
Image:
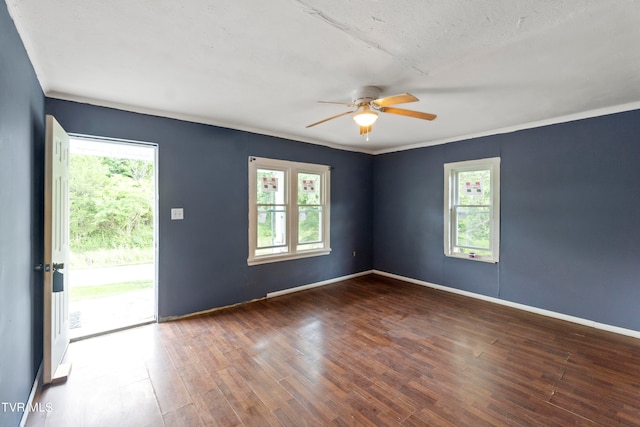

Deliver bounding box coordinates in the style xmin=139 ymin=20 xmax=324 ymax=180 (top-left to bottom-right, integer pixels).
xmin=248 ymin=156 xmax=331 ymax=265
xmin=444 ymin=157 xmax=500 ymax=263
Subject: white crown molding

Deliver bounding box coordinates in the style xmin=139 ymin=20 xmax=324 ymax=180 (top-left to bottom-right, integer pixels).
xmin=47 ymin=93 xmax=640 ymax=157
xmin=46 ymin=93 xmax=375 ymax=155
xmin=371 ymin=101 xmax=640 ymax=155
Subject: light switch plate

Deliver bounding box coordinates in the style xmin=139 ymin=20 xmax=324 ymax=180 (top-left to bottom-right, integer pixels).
xmin=171 ymin=208 xmax=184 ymax=220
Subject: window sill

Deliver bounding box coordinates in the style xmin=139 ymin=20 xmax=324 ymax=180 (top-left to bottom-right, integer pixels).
xmin=248 ymin=249 xmax=331 ymax=266
xmin=445 ymin=252 xmax=499 ymax=263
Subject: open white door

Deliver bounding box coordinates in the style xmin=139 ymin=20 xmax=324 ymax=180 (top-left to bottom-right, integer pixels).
xmin=43 ymin=115 xmax=71 ymax=384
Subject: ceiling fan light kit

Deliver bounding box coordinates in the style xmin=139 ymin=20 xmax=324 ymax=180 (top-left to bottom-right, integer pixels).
xmin=307 ymin=86 xmax=437 ymax=140
xmin=352 ymin=105 xmax=378 ymax=127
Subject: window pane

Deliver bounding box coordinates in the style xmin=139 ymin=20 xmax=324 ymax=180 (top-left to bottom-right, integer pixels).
xmin=455 ymin=206 xmax=491 ymax=250
xmin=257 ymin=206 xmax=287 ymax=249
xmin=298 ymin=173 xmax=321 ymax=205
xmin=257 ymin=169 xmax=285 ymax=205
xmin=298 ymin=207 xmax=322 ymax=244
xmin=457 ymin=169 xmax=491 ymax=205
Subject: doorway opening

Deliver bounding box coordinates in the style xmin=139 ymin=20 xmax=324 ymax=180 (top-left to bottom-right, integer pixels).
xmin=68 ymin=137 xmax=157 ymax=339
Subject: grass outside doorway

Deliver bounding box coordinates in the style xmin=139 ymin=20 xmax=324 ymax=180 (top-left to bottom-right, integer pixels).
xmin=70 ymin=280 xmax=153 ymax=302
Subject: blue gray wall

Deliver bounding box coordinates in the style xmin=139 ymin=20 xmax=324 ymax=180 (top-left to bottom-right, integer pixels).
xmin=0 ymin=3 xmax=45 ymax=427
xmin=45 ymin=99 xmax=374 ymax=319
xmin=2 ymin=1 xmax=639 ymax=422
xmin=374 ymin=110 xmax=640 ymax=331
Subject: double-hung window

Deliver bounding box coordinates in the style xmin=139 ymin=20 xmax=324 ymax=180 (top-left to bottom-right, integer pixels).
xmin=248 ymin=157 xmax=331 ymax=265
xmin=444 ymin=157 xmax=500 ymax=263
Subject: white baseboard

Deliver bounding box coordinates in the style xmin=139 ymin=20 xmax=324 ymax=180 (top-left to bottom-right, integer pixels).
xmin=160 ymin=269 xmax=638 ymax=339
xmin=20 ymin=362 xmax=43 ymax=427
xmin=159 ymin=270 xmax=374 ymax=322
xmin=267 ymin=270 xmax=374 ymax=298
xmin=373 ymin=270 xmax=640 ymax=339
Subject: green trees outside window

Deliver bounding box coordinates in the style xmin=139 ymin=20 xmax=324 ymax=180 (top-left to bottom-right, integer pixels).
xmin=70 ymin=153 xmax=154 ymax=266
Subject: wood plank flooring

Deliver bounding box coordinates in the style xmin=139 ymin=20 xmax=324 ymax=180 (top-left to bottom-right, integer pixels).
xmin=26 ymin=274 xmax=640 ymax=426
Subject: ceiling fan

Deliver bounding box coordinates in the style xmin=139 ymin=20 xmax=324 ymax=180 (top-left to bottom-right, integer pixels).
xmin=306 ymin=86 xmax=437 ymax=139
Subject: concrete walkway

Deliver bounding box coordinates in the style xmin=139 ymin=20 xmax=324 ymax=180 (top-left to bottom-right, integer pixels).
xmin=68 ymin=263 xmax=156 ymax=339
xmin=69 ymin=289 xmax=155 ymax=339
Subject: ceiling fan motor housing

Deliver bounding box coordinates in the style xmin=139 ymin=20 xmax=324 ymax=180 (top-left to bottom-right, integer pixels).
xmin=351 ymin=86 xmax=381 ymax=106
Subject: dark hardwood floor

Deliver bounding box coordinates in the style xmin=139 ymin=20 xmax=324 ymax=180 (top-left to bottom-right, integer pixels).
xmin=26 ymin=274 xmax=640 ymax=426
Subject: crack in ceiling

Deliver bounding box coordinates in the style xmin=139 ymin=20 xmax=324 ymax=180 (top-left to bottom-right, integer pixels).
xmin=293 ymin=0 xmax=428 ymax=77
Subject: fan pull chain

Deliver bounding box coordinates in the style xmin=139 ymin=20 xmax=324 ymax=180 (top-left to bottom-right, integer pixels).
xmin=359 ymin=125 xmax=372 ymax=141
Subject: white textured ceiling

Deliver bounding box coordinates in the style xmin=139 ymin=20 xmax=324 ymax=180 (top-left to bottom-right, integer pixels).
xmin=6 ymin=0 xmax=640 ymax=153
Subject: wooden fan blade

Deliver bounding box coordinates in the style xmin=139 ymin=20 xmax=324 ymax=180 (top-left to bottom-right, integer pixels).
xmin=372 ymin=93 xmax=419 ymax=107
xmin=318 ymin=101 xmax=356 ymax=107
xmin=381 ymin=107 xmax=437 ymax=121
xmin=306 ymin=110 xmax=355 ymax=128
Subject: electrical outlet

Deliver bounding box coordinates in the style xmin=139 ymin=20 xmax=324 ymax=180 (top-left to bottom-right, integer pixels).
xmin=352 ymin=251 xmax=356 ymax=257
xmin=171 ymin=208 xmax=184 ymax=220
